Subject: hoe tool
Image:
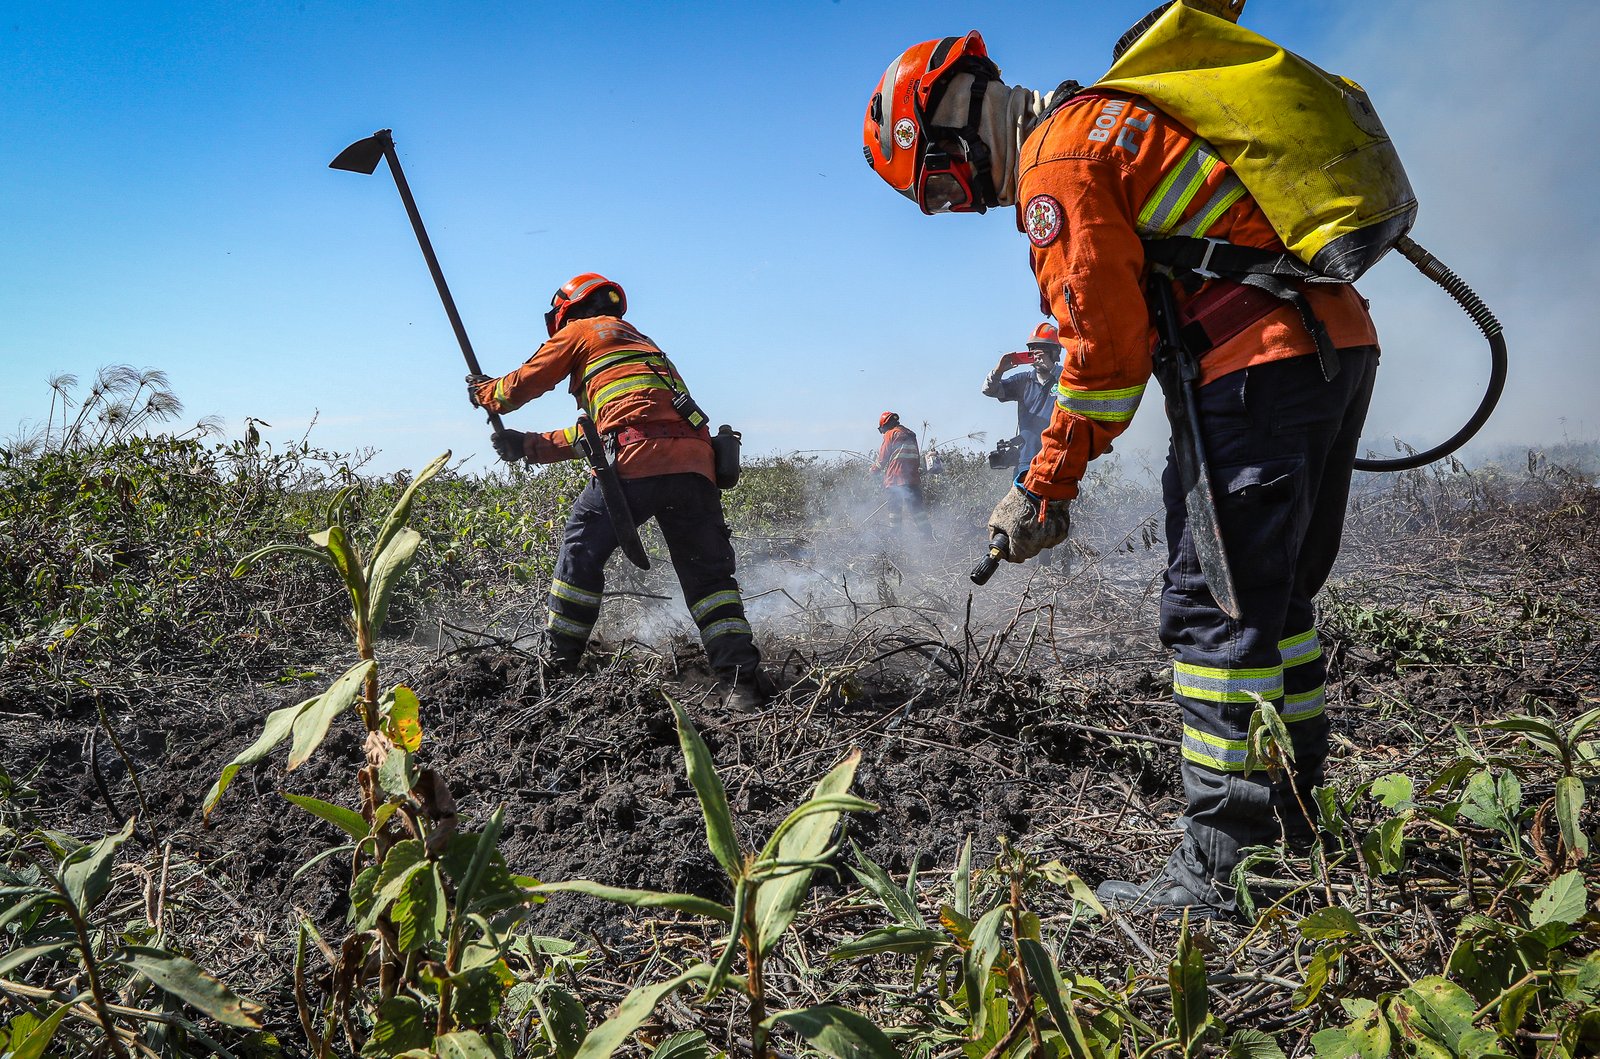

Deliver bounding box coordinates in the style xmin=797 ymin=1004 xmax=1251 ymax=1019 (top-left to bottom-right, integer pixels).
xmin=572 ymin=414 xmax=650 ymax=570
xmin=1148 ymin=276 xmax=1241 ymax=619
xmin=329 ymin=129 xmax=505 ymax=436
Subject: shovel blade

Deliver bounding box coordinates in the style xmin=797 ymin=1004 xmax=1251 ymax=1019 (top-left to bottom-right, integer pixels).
xmin=329 ymin=133 xmax=388 ymax=174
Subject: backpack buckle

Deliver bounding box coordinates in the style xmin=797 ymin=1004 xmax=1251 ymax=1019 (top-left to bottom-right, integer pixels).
xmin=1194 ymin=236 xmax=1225 ymax=280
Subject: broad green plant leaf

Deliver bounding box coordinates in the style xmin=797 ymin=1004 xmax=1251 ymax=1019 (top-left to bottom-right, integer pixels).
xmin=533 ymin=879 xmax=733 ymax=923
xmin=1019 ymin=938 xmax=1102 ymax=1059
xmin=309 ymin=523 xmax=367 ymax=615
xmin=573 ymin=964 xmax=719 ymax=1059
xmin=365 ymin=995 xmax=430 ymax=1056
xmin=0 ymin=940 xmax=75 ymax=977
xmin=120 ymin=945 xmax=264 ymax=1028
xmin=668 ymin=698 xmax=742 ymax=880
xmin=1298 ymin=906 xmax=1362 ymax=941
xmin=383 ymin=685 xmax=424 ymax=752
xmin=829 ymin=925 xmax=946 ymax=959
xmin=1169 ymin=926 xmax=1209 ymax=1056
xmin=288 ymin=658 xmax=376 ymax=770
xmin=282 ymin=793 xmax=369 ymax=841
xmin=765 ymin=1005 xmax=901 ymax=1059
xmin=203 ymin=698 xmax=316 ymax=817
xmin=367 ymin=527 xmax=422 ymax=637
xmin=953 ymin=833 xmax=973 ymax=919
xmin=1370 ymin=773 xmax=1414 ymax=809
xmin=1390 ymin=977 xmax=1495 ymax=1058
xmin=1528 ymin=870 xmax=1588 ymax=927
xmin=848 ymin=843 xmax=925 ymax=928
xmin=1556 ymin=776 xmax=1588 ymax=860
xmin=648 ymin=1031 xmax=707 ymax=1059
xmin=393 ymin=864 xmax=446 ymax=951
xmin=5 ymin=1002 xmax=72 ymax=1059
xmin=755 ymin=751 xmax=869 ymax=953
xmin=371 ymin=451 xmax=451 ymax=563
xmin=1310 ymin=1000 xmax=1390 ymax=1059
xmin=433 ymin=1030 xmax=503 ymax=1059
xmin=1225 ymin=1029 xmax=1286 ymax=1059
xmin=59 ymin=816 xmax=134 ymax=912
xmin=357 ymin=839 xmax=428 ymax=930
xmin=962 ymin=904 xmax=1007 ymax=1036
xmin=541 ymin=985 xmax=589 ymax=1059
xmin=232 ymin=542 xmax=337 ymax=579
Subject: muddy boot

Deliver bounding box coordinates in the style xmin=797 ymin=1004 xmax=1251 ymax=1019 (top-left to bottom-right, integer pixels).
xmin=719 ymin=669 xmax=771 ymax=712
xmin=1096 ymin=865 xmax=1226 ymax=921
xmin=540 ymin=637 xmax=583 ymax=676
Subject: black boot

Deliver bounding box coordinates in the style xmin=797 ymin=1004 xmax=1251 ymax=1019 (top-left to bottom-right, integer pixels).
xmin=1095 ymin=870 xmax=1226 ymax=919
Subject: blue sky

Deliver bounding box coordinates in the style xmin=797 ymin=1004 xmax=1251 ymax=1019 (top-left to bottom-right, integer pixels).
xmin=3 ymin=2 xmax=1597 ymax=476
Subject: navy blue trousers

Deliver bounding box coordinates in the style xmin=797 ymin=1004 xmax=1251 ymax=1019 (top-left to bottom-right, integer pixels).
xmin=545 ymin=472 xmax=760 ymax=680
xmin=1159 ymin=347 xmax=1378 ymax=909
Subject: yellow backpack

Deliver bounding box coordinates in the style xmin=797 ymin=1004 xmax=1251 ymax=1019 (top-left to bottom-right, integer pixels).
xmin=1094 ymin=0 xmax=1415 ymax=281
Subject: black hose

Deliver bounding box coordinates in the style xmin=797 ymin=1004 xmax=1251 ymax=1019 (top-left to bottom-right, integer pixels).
xmin=1354 ymin=235 xmax=1507 ymax=472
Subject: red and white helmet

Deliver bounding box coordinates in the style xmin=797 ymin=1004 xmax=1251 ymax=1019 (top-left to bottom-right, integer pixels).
xmin=545 ymin=273 xmax=626 ymax=336
xmin=878 ymin=411 xmax=900 ymax=431
xmin=863 ymin=32 xmax=1001 ymax=215
xmin=1026 ymin=321 xmax=1061 ymax=351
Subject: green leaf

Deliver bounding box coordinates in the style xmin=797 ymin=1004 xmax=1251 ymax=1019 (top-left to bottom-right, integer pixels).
xmin=1019 ymin=938 xmax=1099 ymax=1059
xmin=829 ymin=926 xmax=946 ymax=960
xmin=357 ymin=839 xmax=427 ymax=930
xmin=573 ymin=965 xmax=717 ymax=1059
xmin=232 ymin=542 xmax=337 ymax=579
xmin=1556 ymin=776 xmax=1588 ymax=860
xmin=361 ymin=996 xmax=430 ymax=1057
xmin=755 ymin=751 xmax=866 ymax=953
xmin=287 ymin=658 xmax=375 ymax=770
xmin=765 ymin=1005 xmax=901 ymax=1059
xmin=541 ymin=985 xmax=589 ymax=1059
xmin=283 ymin=793 xmax=369 ymax=841
xmin=1298 ymin=906 xmax=1362 ymax=941
xmin=367 ymin=526 xmax=422 ymax=637
xmin=1567 ymin=706 xmax=1600 ymax=743
xmin=6 ymin=1002 xmax=72 ymax=1059
xmin=1225 ymin=1029 xmax=1286 ymax=1059
xmin=668 ymin=697 xmax=742 ymax=880
xmin=1392 ymin=977 xmax=1480 ymax=1055
xmin=532 ymin=880 xmax=732 ymax=923
xmin=120 ymin=945 xmax=264 ymax=1028
xmin=434 ymin=1030 xmax=504 ymax=1059
xmin=1169 ymin=927 xmax=1209 ymax=1054
xmin=383 ymin=685 xmax=424 ymax=753
xmin=952 ymin=834 xmax=972 ymax=919
xmin=963 ymin=905 xmax=1006 ymax=1036
xmin=452 ymin=805 xmax=507 ymax=915
xmin=648 ymin=1031 xmax=707 ymax=1059
xmin=393 ymin=864 xmax=446 ymax=951
xmin=203 ymin=698 xmax=316 ymax=817
xmin=848 ymin=844 xmax=925 ymax=928
xmin=378 ymin=748 xmax=417 ymax=797
xmin=1370 ymin=773 xmax=1414 ymax=809
xmin=310 ymin=522 xmax=368 ymax=615
xmin=59 ymin=817 xmax=134 ymax=912
xmin=372 ymin=451 xmax=451 ymax=564
xmin=1293 ymin=944 xmax=1343 ymax=1010
xmin=1528 ymin=869 xmax=1588 ymax=927
xmin=0 ymin=940 xmax=75 ymax=978
xmin=1310 ymin=1001 xmax=1391 ymax=1059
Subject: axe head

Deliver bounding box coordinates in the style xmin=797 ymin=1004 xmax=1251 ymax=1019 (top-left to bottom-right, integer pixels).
xmin=329 ymin=130 xmax=391 ymax=174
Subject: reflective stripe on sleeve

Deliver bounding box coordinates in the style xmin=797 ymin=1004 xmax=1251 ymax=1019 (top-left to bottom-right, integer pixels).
xmin=1173 ymin=660 xmax=1283 ymax=703
xmin=1279 ymin=629 xmax=1321 ymax=669
xmin=1173 ymin=172 xmax=1247 ymax=239
xmin=1056 ymin=384 xmax=1146 ymax=423
xmin=691 ymin=590 xmax=742 ymax=623
xmin=1137 ymin=141 xmax=1221 ymax=237
xmin=1182 ymin=726 xmax=1249 ymax=772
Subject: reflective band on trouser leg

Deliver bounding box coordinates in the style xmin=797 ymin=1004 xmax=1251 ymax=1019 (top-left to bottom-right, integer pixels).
xmin=547 ymin=577 xmax=601 ymax=651
xmin=1056 ymin=384 xmax=1145 ymax=423
xmin=691 ymin=589 xmax=742 ymax=624
xmin=702 ymin=617 xmax=754 ymax=643
xmin=1175 ymin=659 xmax=1284 ymax=773
xmin=1279 ymin=628 xmax=1330 ymax=762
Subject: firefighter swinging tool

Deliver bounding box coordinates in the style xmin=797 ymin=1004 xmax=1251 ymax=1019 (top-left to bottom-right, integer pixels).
xmin=571 ymin=413 xmax=651 ymax=571
xmin=329 ymin=129 xmax=506 ymax=437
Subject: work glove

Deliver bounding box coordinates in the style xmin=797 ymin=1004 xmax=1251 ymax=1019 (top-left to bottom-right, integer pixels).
xmin=465 ymin=373 xmax=493 ymax=409
xmin=987 ymin=482 xmax=1069 ymax=562
xmin=490 ymin=429 xmax=527 ymax=463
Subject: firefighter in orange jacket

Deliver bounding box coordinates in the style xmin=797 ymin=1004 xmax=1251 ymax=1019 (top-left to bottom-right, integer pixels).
xmin=869 ymin=412 xmax=933 ymax=539
xmin=468 ymin=273 xmax=764 ymax=708
xmin=864 ymin=31 xmax=1380 ymax=916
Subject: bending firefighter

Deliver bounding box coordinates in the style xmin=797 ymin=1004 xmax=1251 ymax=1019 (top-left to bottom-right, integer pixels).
xmin=468 ymin=273 xmax=765 ymax=709
xmin=870 ymin=412 xmax=933 ymax=539
xmin=983 ymin=322 xmax=1062 ymax=564
xmin=864 ymin=25 xmax=1380 ymax=915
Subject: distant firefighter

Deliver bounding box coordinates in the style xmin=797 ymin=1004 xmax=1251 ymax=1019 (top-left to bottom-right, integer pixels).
xmin=984 ymin=322 xmax=1063 ymax=565
xmin=869 ymin=412 xmax=933 ymax=539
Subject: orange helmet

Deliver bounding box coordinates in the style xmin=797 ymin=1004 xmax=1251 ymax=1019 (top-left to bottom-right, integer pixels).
xmin=878 ymin=411 xmax=900 ymax=431
xmin=1026 ymin=321 xmax=1061 ymax=351
xmin=545 ymin=272 xmax=626 ymax=336
xmin=863 ymin=31 xmax=1002 ymax=215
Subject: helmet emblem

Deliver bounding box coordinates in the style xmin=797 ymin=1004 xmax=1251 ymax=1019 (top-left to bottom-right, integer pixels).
xmin=893 ymin=118 xmax=916 ymax=151
xmin=1024 ymin=194 xmax=1063 ymax=248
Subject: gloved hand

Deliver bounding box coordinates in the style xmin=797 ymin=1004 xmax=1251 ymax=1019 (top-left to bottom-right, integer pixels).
xmin=465 ymin=373 xmax=492 ymax=409
xmin=987 ymin=484 xmax=1069 ymax=562
xmin=490 ymin=429 xmax=527 ymax=463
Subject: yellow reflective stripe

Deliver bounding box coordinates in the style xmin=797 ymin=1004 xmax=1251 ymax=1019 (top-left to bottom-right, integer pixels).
xmin=546 ymin=611 xmax=593 ymax=638
xmin=492 ymin=379 xmax=511 ymax=407
xmin=591 ymin=373 xmax=675 ymax=411
xmin=691 ymin=590 xmax=742 ymax=622
xmin=1283 ymin=687 xmax=1326 ymax=723
xmin=701 ymin=618 xmax=752 ymax=642
xmin=1279 ymin=629 xmax=1321 ymax=669
xmin=583 ymin=349 xmax=669 ymax=381
xmin=1175 ymin=173 xmax=1247 ymax=239
xmin=1056 ymin=383 xmax=1146 ymax=423
xmin=1173 ymin=660 xmax=1283 ymax=703
xmin=550 ymin=579 xmax=602 ymax=608
xmin=1137 ymin=141 xmax=1221 ymax=236
xmin=1181 ymin=726 xmax=1249 ymax=772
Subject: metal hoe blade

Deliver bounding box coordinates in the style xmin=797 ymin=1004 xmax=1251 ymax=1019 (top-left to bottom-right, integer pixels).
xmin=329 ymin=133 xmax=386 ymax=174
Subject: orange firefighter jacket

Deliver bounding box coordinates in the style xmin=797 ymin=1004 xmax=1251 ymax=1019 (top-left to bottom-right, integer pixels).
xmin=1015 ymin=90 xmax=1379 ymax=502
xmin=470 ymin=316 xmax=714 ymax=483
xmin=871 ymin=425 xmax=923 ymax=488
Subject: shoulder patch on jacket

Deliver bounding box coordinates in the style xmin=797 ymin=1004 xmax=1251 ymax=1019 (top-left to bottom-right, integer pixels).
xmin=1023 ymin=194 xmax=1064 ymax=247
